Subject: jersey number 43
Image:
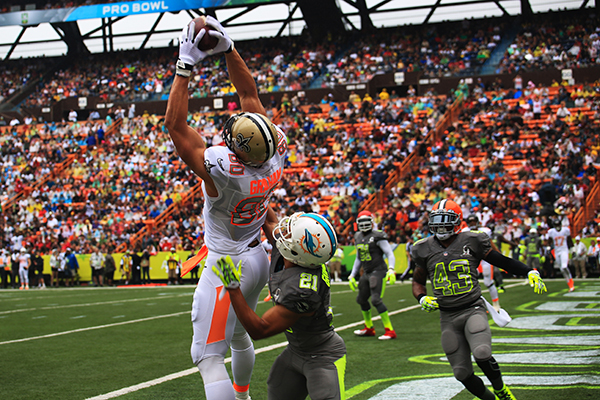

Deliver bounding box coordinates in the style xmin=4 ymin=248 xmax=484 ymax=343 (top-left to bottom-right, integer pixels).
xmin=433 ymin=259 xmax=473 ymax=296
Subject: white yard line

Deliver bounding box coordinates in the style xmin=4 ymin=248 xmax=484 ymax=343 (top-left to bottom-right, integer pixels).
xmin=0 ymin=311 xmax=190 ymax=345
xmin=0 ymin=294 xmax=190 ymax=315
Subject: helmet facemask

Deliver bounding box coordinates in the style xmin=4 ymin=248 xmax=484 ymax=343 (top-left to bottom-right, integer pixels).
xmin=357 ymin=215 xmax=373 ymax=232
xmin=429 ymin=209 xmax=461 ymax=241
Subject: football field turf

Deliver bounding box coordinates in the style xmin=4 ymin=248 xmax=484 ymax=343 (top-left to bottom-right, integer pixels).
xmin=1 ymin=279 xmax=599 ymax=399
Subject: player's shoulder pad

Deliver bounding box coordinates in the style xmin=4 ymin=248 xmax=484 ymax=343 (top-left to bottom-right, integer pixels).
xmin=373 ymin=230 xmax=389 ymax=240
xmin=411 ymin=236 xmax=432 ymax=257
xmin=275 ymin=124 xmax=288 ymax=155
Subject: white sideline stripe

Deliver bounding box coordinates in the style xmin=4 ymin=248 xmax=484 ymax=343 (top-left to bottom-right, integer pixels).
xmin=0 ymin=294 xmax=189 ymax=315
xmin=0 ymin=311 xmax=190 ymax=345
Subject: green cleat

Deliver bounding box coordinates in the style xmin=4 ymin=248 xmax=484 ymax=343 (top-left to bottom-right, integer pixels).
xmin=494 ymin=384 xmax=516 ymax=400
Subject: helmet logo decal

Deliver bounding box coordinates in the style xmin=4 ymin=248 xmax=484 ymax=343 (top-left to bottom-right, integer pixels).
xmin=301 ymin=228 xmax=322 ymax=258
xmin=235 ymin=133 xmax=252 ymax=153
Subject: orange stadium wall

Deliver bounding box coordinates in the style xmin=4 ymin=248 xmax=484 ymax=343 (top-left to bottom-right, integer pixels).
xmin=22 ymin=66 xmax=600 ymax=123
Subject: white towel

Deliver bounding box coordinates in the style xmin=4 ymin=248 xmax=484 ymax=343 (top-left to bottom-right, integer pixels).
xmin=481 ymin=296 xmax=512 ymax=327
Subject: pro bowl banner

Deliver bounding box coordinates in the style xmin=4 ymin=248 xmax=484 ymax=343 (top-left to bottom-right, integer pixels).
xmin=0 ymin=0 xmax=271 ymax=26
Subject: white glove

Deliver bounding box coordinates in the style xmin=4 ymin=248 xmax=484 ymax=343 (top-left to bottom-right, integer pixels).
xmin=204 ymin=15 xmax=234 ymax=55
xmin=177 ymin=21 xmax=209 ymax=77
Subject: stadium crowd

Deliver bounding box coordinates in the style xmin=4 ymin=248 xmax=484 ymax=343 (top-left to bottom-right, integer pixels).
xmin=4 ymin=77 xmax=599 ymax=260
xmin=1 ymin=8 xmax=600 ymax=287
xmin=22 ymin=49 xmax=176 ymax=108
xmin=2 ymin=9 xmax=597 ymax=111
xmin=496 ymin=10 xmax=600 ymax=74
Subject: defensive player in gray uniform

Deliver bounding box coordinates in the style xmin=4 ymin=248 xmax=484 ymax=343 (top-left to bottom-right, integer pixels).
xmin=412 ymin=199 xmax=547 ymax=400
xmin=213 ymin=212 xmax=346 ymax=400
xmin=349 ymin=210 xmax=397 ymax=340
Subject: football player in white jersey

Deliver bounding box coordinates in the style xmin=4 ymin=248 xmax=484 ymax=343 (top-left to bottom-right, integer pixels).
xmin=547 ymin=219 xmax=574 ymax=292
xmin=464 ymin=215 xmax=502 ymax=312
xmin=165 ymin=16 xmax=287 ymax=400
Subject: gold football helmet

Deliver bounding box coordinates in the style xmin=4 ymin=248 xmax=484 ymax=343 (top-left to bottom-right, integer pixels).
xmin=222 ymin=112 xmax=278 ymax=167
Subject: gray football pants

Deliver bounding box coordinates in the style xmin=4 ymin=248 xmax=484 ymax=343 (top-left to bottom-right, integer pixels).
xmin=440 ymin=298 xmax=492 ymax=381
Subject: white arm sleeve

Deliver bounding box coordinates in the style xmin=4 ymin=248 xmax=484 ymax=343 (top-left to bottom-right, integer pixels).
xmin=378 ymin=240 xmax=396 ymax=270
xmin=350 ymin=254 xmax=361 ymax=278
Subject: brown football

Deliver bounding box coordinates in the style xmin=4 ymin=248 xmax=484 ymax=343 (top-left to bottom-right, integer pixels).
xmin=191 ymin=16 xmax=219 ymax=51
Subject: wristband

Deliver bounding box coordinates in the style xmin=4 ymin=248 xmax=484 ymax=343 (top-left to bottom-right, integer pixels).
xmin=176 ymin=59 xmax=193 ymax=78
xmin=416 ymin=293 xmax=425 ymax=302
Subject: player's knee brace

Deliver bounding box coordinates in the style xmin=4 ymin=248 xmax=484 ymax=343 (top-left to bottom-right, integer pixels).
xmin=231 ymin=331 xmax=252 ymax=351
xmin=472 ymin=343 xmax=492 ymax=361
xmin=197 ymin=356 xmax=230 ymax=384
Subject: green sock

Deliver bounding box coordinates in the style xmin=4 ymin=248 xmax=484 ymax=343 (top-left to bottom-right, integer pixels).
xmin=361 ymin=310 xmax=373 ymax=328
xmin=380 ymin=311 xmax=393 ymax=330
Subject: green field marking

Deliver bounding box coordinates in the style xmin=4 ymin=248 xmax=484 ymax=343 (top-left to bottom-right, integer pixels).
xmin=345 ymin=373 xmax=454 ymax=398
xmin=347 ymin=373 xmax=600 ymax=399
xmin=565 ymin=316 xmax=600 ymax=326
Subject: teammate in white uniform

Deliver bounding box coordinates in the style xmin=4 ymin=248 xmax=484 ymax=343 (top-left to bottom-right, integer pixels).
xmin=18 ymin=247 xmax=31 ymax=290
xmin=165 ymin=16 xmax=287 ymax=400
xmin=464 ymin=215 xmax=501 ymax=312
xmin=547 ymin=219 xmax=574 ymax=292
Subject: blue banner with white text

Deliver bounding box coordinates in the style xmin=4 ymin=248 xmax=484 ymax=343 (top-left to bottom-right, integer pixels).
xmin=0 ymin=0 xmax=282 ymax=26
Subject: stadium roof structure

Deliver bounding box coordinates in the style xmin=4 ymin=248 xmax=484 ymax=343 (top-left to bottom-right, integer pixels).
xmin=0 ymin=0 xmax=596 ymax=60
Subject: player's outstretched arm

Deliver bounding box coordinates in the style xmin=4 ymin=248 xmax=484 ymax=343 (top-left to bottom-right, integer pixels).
xmin=165 ymin=22 xmax=213 ymax=185
xmin=484 ymin=249 xmax=547 ymax=294
xmin=212 ymin=255 xmax=306 ymax=340
xmin=224 ymin=49 xmax=266 ymax=115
